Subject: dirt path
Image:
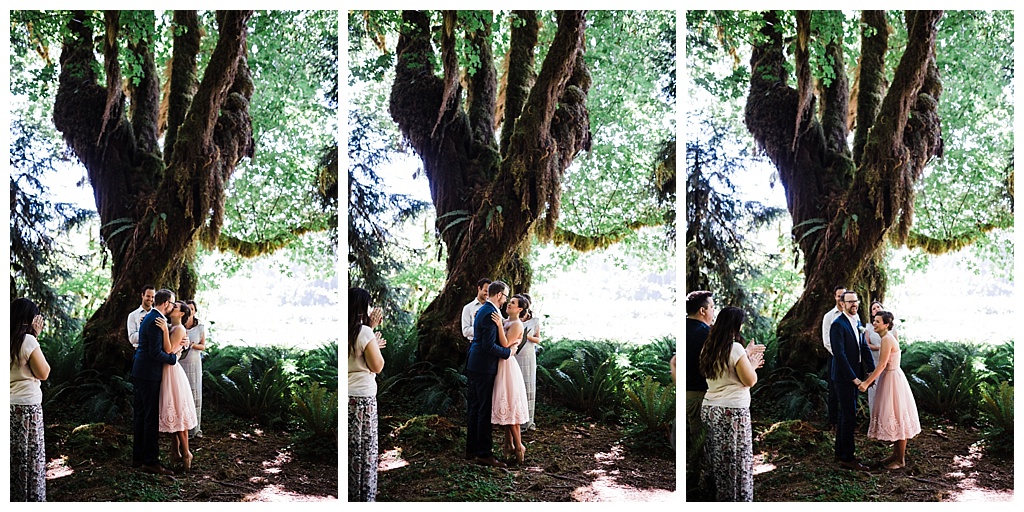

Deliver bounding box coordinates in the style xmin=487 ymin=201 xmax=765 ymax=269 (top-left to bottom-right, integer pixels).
xmin=749 ymin=415 xmax=1014 ymax=502
xmin=376 ymin=408 xmax=676 ymax=501
xmin=43 ymin=416 xmax=337 ymax=502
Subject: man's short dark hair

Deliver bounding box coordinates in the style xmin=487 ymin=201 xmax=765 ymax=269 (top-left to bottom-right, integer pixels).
xmin=834 ymin=285 xmax=846 ymax=294
xmin=487 ymin=281 xmax=508 ymax=297
xmin=154 ymin=289 xmax=175 ymax=306
xmin=476 ymin=278 xmax=493 ymax=289
xmin=686 ymin=291 xmax=713 ymax=315
xmin=141 ymin=284 xmax=156 ymax=294
xmin=842 ymin=290 xmax=857 ymax=301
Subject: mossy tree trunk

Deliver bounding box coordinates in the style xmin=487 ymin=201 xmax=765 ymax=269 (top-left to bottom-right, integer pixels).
xmin=745 ymin=10 xmax=943 ymax=372
xmin=53 ymin=10 xmax=254 ymax=374
xmin=390 ymin=10 xmax=591 ymax=367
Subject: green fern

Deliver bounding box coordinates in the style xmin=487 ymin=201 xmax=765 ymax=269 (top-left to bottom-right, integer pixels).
xmin=292 ymin=382 xmax=338 ymax=438
xmin=538 ymin=346 xmax=622 ymax=419
xmin=906 ymin=343 xmax=985 ymax=424
xmin=979 ymin=381 xmax=1013 ymax=455
xmin=207 ymin=359 xmax=293 ymax=427
xmin=380 ymin=361 xmax=467 ymax=415
xmin=623 ymin=376 xmax=675 ymax=454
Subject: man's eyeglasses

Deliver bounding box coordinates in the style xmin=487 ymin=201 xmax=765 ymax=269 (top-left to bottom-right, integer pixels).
xmin=844 ymin=300 xmax=860 ymax=304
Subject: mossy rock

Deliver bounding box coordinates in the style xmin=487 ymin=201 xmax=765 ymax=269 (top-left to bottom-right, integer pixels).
xmin=388 ymin=415 xmax=464 ymax=455
xmin=64 ymin=423 xmax=126 ymax=459
xmin=756 ymin=419 xmax=830 ymax=457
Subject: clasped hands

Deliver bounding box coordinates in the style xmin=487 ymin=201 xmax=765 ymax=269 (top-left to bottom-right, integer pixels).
xmin=857 ymin=380 xmax=874 ymax=392
xmin=745 ymin=340 xmax=766 ymax=369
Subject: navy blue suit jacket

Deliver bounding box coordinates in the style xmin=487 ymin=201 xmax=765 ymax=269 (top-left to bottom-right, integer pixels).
xmin=130 ymin=309 xmax=177 ymax=381
xmin=829 ymin=314 xmax=875 ymax=384
xmin=466 ymin=301 xmax=511 ymax=374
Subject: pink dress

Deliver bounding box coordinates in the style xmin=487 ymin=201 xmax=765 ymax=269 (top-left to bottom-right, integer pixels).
xmin=159 ymin=329 xmax=198 ymax=433
xmin=492 ymin=326 xmax=530 ymax=425
xmin=867 ymin=344 xmax=921 ymax=441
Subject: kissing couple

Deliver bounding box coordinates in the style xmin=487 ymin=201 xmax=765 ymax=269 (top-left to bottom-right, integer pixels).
xmin=465 ymin=280 xmax=531 ymax=467
xmin=130 ymin=289 xmax=199 ymax=475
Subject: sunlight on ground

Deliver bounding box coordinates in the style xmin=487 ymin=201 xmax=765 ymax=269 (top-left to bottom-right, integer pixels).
xmin=46 ymin=456 xmax=74 ymax=480
xmin=569 ymin=444 xmax=675 ymax=502
xmin=752 ymin=453 xmax=776 ymax=475
xmin=944 ymin=442 xmax=1014 ymax=502
xmin=378 ymin=448 xmax=409 ymax=472
xmin=261 ymin=450 xmax=291 ymax=475
xmin=243 ymin=484 xmax=336 ymax=502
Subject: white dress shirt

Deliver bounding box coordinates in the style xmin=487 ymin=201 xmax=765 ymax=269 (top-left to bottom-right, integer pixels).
xmin=821 ymin=306 xmax=842 ymax=355
xmin=127 ymin=305 xmax=150 ymax=348
xmin=461 ymin=298 xmax=486 ymax=341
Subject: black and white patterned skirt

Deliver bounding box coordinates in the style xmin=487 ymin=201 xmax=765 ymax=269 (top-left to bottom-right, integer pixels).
xmin=348 ymin=396 xmax=378 ymax=502
xmin=10 ymin=403 xmax=46 ymax=502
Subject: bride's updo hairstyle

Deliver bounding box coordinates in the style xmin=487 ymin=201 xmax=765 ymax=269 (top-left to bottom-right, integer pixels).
xmin=510 ymin=294 xmax=530 ymax=320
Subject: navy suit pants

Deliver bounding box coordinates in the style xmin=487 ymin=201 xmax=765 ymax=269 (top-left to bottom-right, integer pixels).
xmin=466 ymin=370 xmax=496 ymax=458
xmin=834 ymin=381 xmax=859 ymax=462
xmin=133 ymin=377 xmax=162 ymax=466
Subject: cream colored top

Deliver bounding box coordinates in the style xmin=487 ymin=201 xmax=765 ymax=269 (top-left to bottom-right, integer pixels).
xmin=10 ymin=334 xmax=43 ymax=405
xmin=348 ymin=325 xmax=378 ymax=397
xmin=703 ymin=342 xmax=750 ymax=408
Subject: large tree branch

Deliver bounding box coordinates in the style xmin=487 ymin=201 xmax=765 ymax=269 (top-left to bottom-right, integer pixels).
xmin=859 ymin=10 xmax=942 ymax=240
xmin=167 ymin=10 xmax=251 ymax=174
xmin=98 ymin=11 xmax=124 ymax=145
xmin=508 ymin=11 xmax=586 ymax=148
xmin=215 ymin=221 xmax=326 ymax=258
xmin=552 ymin=217 xmax=664 ymax=252
xmin=127 ymin=13 xmax=161 ymax=156
xmin=164 ymin=10 xmax=201 ymax=165
xmin=852 ymin=11 xmax=889 ymax=166
xmin=819 ymin=17 xmax=850 ymax=157
xmin=498 ymin=10 xmax=539 ymax=156
xmin=432 ymin=11 xmax=460 ymax=139
xmin=465 ymin=11 xmax=497 ymax=145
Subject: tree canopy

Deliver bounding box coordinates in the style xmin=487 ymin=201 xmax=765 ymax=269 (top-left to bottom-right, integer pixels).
xmin=9 ymin=10 xmax=337 ymax=373
xmin=348 ymin=10 xmax=675 ymax=367
xmin=686 ymin=10 xmax=1013 ymax=371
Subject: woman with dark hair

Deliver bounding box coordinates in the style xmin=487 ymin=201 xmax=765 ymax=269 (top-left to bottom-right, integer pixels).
xmin=348 ymin=287 xmax=385 ymax=501
xmin=156 ymin=301 xmax=198 ymax=470
xmin=858 ymin=310 xmax=921 ymax=469
xmin=10 ymin=298 xmax=50 ymax=501
xmin=863 ymin=300 xmax=885 ymax=411
xmin=698 ymin=306 xmax=763 ymax=501
xmin=181 ymin=299 xmax=207 ymax=438
xmin=490 ymin=294 xmax=531 ymax=464
xmin=515 ymin=292 xmax=540 ymax=431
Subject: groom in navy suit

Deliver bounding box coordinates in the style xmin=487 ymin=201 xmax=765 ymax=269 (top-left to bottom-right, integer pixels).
xmin=829 ymin=290 xmax=875 ymax=471
xmin=465 ymin=280 xmax=512 ymax=467
xmin=131 ymin=288 xmax=179 ymax=475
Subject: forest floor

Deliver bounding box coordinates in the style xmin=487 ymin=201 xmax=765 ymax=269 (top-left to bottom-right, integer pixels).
xmin=375 ymin=403 xmax=677 ymax=501
xmin=691 ymin=409 xmax=1013 ymax=502
xmin=43 ymin=412 xmax=337 ymax=502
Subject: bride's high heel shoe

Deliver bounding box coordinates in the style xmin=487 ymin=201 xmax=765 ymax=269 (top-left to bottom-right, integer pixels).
xmin=516 ymin=444 xmax=526 ymax=465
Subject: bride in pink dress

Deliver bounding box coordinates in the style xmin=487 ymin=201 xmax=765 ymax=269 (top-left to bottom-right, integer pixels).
xmin=490 ymin=294 xmax=531 ymax=464
xmin=156 ymin=301 xmax=198 ymax=470
xmin=858 ymin=310 xmax=921 ymax=469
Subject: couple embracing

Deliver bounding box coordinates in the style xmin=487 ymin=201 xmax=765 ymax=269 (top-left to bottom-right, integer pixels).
xmin=465 ymin=280 xmax=531 ymax=468
xmin=131 ymin=289 xmax=198 ymax=475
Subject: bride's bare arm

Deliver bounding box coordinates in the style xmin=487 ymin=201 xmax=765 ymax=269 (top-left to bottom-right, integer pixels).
xmin=169 ymin=326 xmax=187 ymax=355
xmin=505 ymin=321 xmax=524 ymax=349
xmin=491 ymin=312 xmax=511 ymax=347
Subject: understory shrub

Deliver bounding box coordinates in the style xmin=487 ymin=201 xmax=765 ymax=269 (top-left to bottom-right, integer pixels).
xmin=750 ymin=367 xmax=826 ymax=421
xmin=291 ymin=382 xmax=339 ymax=460
xmin=979 ymin=381 xmax=1013 ymax=456
xmin=622 ymin=335 xmax=675 ymax=386
xmin=380 ymin=361 xmax=468 ymax=416
xmin=45 ymin=370 xmax=134 ymax=424
xmin=903 ymin=341 xmax=985 ymax=424
xmin=296 ymin=341 xmax=339 ymax=390
xmin=537 ymin=339 xmax=624 ymax=420
xmin=206 ymin=349 xmax=296 ymax=428
xmin=623 ymin=375 xmax=675 ymax=455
